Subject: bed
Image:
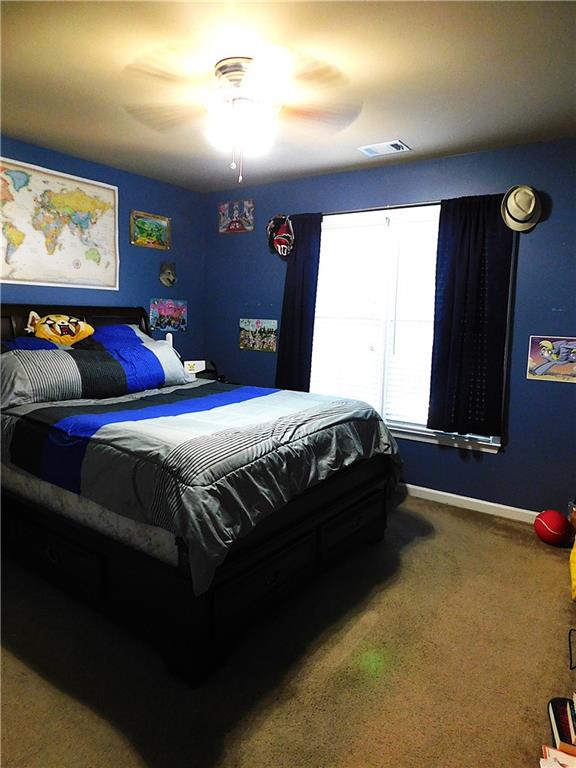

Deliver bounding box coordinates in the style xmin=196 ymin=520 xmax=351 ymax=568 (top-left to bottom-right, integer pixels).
xmin=1 ymin=303 xmax=401 ymax=682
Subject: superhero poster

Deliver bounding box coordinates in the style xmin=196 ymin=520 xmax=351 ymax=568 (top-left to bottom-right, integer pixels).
xmin=526 ymin=335 xmax=576 ymax=383
xmin=218 ymin=199 xmax=254 ymax=233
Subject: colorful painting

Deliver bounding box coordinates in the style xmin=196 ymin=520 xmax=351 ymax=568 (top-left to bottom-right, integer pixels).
xmin=1 ymin=157 xmax=119 ymax=289
xmin=130 ymin=210 xmax=171 ymax=250
xmin=218 ymin=199 xmax=254 ymax=234
xmin=149 ymin=298 xmax=188 ymax=332
xmin=526 ymin=335 xmax=576 ymax=383
xmin=239 ymin=318 xmax=277 ymax=352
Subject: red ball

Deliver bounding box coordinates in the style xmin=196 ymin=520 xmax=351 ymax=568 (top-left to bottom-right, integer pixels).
xmin=534 ymin=509 xmax=574 ymax=546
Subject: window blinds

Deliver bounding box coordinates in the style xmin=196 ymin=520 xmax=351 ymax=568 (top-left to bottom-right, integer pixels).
xmin=310 ymin=205 xmax=440 ymax=429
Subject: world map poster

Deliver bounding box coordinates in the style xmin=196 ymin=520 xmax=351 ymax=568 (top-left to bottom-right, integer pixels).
xmin=1 ymin=158 xmax=119 ymax=289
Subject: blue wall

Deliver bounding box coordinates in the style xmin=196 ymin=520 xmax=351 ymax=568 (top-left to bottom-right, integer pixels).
xmin=2 ymin=136 xmax=574 ymax=511
xmin=1 ymin=137 xmax=206 ymax=360
xmin=203 ymin=140 xmax=576 ymax=512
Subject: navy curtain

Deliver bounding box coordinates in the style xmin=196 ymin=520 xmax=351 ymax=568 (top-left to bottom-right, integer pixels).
xmin=275 ymin=213 xmax=323 ymax=391
xmin=427 ymin=194 xmax=514 ymax=437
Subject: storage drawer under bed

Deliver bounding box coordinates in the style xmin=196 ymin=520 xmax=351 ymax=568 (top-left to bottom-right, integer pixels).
xmin=213 ymin=533 xmax=316 ymax=624
xmin=4 ymin=514 xmax=106 ymax=601
xmin=319 ymin=491 xmax=386 ymax=559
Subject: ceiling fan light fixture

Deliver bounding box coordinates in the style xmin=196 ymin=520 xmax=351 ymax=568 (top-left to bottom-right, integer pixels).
xmin=122 ymin=44 xmax=359 ymax=185
xmin=205 ymin=96 xmax=278 ymax=156
xmin=205 ymin=56 xmax=283 ymax=181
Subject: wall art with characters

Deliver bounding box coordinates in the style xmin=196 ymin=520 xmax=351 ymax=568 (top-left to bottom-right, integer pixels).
xmin=239 ymin=318 xmax=277 ymax=352
xmin=526 ymin=335 xmax=576 ymax=383
xmin=218 ymin=199 xmax=254 ymax=234
xmin=149 ymin=298 xmax=187 ymax=332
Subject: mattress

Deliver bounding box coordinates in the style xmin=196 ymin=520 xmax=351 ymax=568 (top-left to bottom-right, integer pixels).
xmin=2 ymin=379 xmax=398 ymax=593
xmin=2 ymin=463 xmax=179 ymax=566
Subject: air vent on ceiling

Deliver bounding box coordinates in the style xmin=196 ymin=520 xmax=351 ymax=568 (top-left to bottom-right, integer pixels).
xmin=357 ymin=139 xmax=411 ymax=158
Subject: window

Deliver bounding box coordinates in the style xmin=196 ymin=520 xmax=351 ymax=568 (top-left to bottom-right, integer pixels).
xmin=309 ymin=204 xmax=500 ymax=451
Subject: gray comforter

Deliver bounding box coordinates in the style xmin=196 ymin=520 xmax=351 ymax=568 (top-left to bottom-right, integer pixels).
xmin=1 ymin=380 xmax=399 ymax=593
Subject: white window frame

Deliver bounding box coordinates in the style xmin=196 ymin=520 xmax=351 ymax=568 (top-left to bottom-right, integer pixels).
xmin=387 ymin=421 xmax=501 ymax=453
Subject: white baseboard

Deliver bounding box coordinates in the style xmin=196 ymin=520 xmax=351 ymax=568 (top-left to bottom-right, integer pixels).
xmin=405 ymin=484 xmax=537 ymax=524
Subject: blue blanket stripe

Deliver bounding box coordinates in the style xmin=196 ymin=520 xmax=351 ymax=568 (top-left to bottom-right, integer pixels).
xmin=40 ymin=386 xmax=279 ymax=494
xmin=107 ymin=345 xmax=166 ymax=393
xmin=89 ymin=325 xmax=143 ymax=345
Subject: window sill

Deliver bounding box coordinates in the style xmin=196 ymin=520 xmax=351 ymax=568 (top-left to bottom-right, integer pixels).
xmin=387 ymin=421 xmax=501 ymax=454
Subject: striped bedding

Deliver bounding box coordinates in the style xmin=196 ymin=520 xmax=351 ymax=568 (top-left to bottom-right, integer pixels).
xmin=1 ymin=379 xmax=399 ymax=593
xmin=1 ymin=334 xmax=190 ymax=407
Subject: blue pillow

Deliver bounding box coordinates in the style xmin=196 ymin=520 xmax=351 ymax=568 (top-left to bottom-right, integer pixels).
xmin=76 ymin=324 xmax=149 ymax=348
xmin=1 ymin=337 xmax=64 ymax=353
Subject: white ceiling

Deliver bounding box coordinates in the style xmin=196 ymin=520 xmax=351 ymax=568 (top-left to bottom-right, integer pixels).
xmin=2 ymin=2 xmax=575 ymax=192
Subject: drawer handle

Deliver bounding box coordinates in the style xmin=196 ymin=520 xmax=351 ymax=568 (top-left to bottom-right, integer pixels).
xmin=44 ymin=545 xmax=60 ymax=566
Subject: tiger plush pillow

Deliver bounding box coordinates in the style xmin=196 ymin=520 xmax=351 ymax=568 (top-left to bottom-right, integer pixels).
xmin=26 ymin=311 xmax=94 ymax=346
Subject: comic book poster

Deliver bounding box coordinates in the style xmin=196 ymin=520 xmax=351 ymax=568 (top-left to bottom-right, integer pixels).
xmin=526 ymin=335 xmax=576 ymax=382
xmin=239 ymin=318 xmax=277 ymax=352
xmin=149 ymin=298 xmax=188 ymax=332
xmin=218 ymin=199 xmax=254 ymax=233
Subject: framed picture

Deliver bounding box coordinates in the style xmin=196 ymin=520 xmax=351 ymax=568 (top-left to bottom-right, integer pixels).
xmin=1 ymin=157 xmax=119 ymax=290
xmin=149 ymin=298 xmax=187 ymax=332
xmin=130 ymin=210 xmax=171 ymax=250
xmin=239 ymin=318 xmax=278 ymax=352
xmin=218 ymin=199 xmax=254 ymax=234
xmin=526 ymin=335 xmax=576 ymax=383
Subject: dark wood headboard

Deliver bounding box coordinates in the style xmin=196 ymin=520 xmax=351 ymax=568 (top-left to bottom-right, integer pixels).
xmin=0 ymin=304 xmax=150 ymax=341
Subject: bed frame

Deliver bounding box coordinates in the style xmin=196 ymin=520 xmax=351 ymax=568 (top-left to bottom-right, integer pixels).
xmin=1 ymin=303 xmax=398 ymax=683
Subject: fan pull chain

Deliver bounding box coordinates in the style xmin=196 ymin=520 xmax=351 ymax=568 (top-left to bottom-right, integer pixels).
xmin=228 ymin=98 xmax=243 ymax=182
xmin=229 ymin=146 xmax=243 ymax=183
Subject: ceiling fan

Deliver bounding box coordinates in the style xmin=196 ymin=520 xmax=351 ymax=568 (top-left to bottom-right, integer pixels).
xmin=123 ymin=44 xmax=361 ymax=182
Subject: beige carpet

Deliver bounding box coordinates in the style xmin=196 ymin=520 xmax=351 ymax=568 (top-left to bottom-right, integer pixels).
xmin=2 ymin=497 xmax=574 ymax=768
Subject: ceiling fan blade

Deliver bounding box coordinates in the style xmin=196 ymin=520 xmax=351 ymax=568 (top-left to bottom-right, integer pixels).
xmin=123 ymin=45 xmax=358 ymax=137
xmin=124 ymin=46 xmax=198 ymax=85
xmin=124 ymin=103 xmax=204 ymax=132
xmin=291 ymin=54 xmax=349 ymax=89
xmin=281 ymin=101 xmax=361 ymax=133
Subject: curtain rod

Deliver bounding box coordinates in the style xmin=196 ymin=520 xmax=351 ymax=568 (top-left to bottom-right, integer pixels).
xmin=323 ymin=200 xmax=441 ymax=217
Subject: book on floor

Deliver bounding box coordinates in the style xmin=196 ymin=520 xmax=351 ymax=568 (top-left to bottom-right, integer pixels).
xmin=549 ymin=698 xmax=575 ymax=748
xmin=558 ymin=742 xmax=576 ymax=757
xmin=542 ymin=745 xmax=576 ymax=767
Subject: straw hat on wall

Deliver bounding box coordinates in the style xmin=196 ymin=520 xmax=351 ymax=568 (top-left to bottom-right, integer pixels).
xmin=501 ymin=185 xmax=541 ymax=232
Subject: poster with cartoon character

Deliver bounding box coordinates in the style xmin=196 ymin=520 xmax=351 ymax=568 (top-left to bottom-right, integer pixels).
xmin=526 ymin=335 xmax=576 ymax=382
xmin=149 ymin=298 xmax=188 ymax=332
xmin=218 ymin=200 xmax=254 ymax=233
xmin=239 ymin=318 xmax=277 ymax=352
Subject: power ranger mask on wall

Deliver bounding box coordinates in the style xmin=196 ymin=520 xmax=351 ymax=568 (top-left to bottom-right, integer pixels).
xmin=267 ymin=215 xmax=294 ymax=257
xmin=25 ymin=311 xmax=95 ymax=346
